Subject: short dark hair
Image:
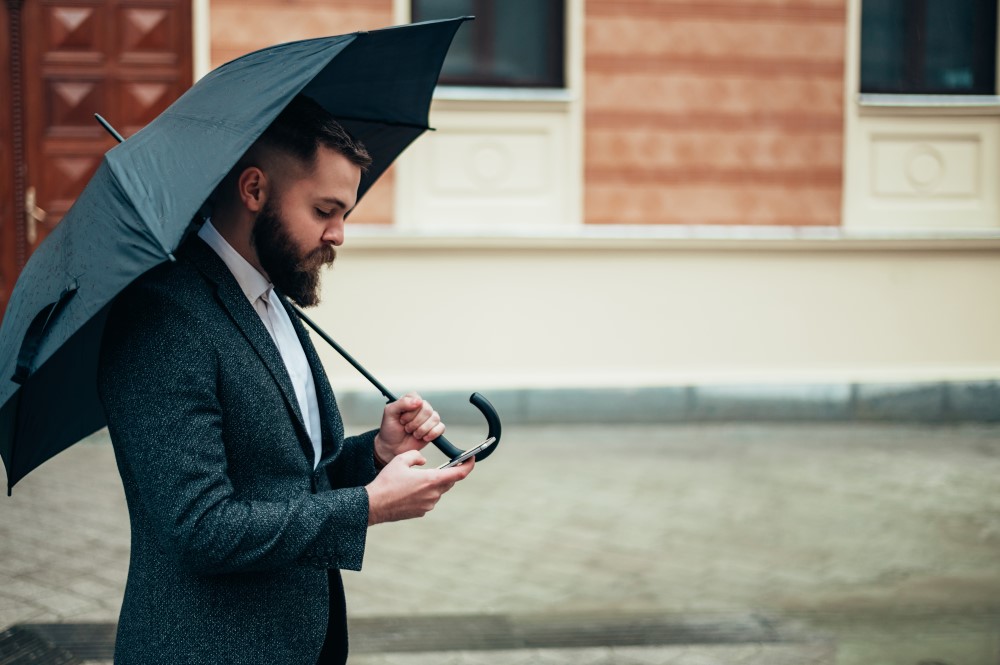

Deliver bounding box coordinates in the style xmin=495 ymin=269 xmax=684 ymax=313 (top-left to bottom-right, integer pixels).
xmin=254 ymin=94 xmax=372 ymax=173
xmin=208 ymin=95 xmax=370 ymax=215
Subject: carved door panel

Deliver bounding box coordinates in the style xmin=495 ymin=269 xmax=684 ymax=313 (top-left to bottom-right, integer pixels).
xmin=1 ymin=0 xmax=191 ymax=315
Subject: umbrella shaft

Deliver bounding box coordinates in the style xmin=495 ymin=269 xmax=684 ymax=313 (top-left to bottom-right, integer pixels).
xmin=96 ymin=114 xmax=125 ymax=143
xmin=286 ymin=300 xmax=397 ymax=403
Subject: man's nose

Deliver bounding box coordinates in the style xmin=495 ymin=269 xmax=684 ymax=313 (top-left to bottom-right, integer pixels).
xmin=322 ymin=219 xmax=344 ymax=246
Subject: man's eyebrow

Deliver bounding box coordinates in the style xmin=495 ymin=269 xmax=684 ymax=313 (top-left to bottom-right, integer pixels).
xmin=317 ymin=197 xmax=348 ymax=209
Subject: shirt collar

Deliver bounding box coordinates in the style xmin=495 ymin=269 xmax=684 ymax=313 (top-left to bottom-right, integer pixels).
xmin=197 ymin=220 xmax=272 ymax=304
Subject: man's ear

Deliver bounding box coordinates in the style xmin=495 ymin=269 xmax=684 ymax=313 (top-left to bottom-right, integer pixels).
xmin=237 ymin=166 xmax=268 ymax=213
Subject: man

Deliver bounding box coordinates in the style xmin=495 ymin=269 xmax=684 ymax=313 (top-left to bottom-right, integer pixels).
xmin=98 ymin=95 xmax=474 ymax=664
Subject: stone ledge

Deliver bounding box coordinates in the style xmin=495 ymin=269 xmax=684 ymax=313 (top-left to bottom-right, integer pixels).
xmin=337 ymin=380 xmax=1000 ymax=426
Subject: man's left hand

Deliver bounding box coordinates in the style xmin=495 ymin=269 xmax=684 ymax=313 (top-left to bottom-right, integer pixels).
xmin=374 ymin=392 xmax=445 ymax=466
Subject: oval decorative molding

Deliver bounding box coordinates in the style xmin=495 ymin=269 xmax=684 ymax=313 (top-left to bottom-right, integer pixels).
xmin=468 ymin=141 xmax=512 ymax=188
xmin=904 ymin=144 xmax=945 ymax=193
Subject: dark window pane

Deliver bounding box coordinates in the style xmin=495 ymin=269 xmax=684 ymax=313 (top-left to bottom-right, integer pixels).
xmin=860 ymin=0 xmax=997 ymax=95
xmin=417 ymin=0 xmax=478 ymax=79
xmin=413 ymin=0 xmax=565 ymax=87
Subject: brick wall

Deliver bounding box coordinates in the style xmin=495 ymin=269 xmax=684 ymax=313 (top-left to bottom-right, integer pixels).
xmin=210 ymin=0 xmax=395 ymax=224
xmin=585 ymin=0 xmax=846 ymax=226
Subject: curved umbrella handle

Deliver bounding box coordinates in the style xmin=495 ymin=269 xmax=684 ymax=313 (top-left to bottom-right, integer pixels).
xmin=429 ymin=392 xmax=502 ymax=462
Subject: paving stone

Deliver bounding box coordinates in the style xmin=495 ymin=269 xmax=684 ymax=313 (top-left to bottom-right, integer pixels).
xmin=27 ymin=593 xmax=102 ymax=618
xmin=350 ymin=644 xmax=838 ymax=665
xmin=3 ymin=423 xmax=1000 ymax=664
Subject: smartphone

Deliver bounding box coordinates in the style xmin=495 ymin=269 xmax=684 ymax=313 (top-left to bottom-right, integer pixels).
xmin=437 ymin=437 xmax=496 ymax=469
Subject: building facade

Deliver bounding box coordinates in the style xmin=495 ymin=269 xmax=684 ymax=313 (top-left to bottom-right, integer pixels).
xmin=4 ymin=0 xmax=1000 ymax=416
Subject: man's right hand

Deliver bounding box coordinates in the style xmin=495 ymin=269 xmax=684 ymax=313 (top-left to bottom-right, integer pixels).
xmin=365 ymin=450 xmax=475 ymax=525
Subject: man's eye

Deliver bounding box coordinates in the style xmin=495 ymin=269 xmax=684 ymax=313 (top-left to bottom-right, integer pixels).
xmin=315 ymin=208 xmax=333 ymax=218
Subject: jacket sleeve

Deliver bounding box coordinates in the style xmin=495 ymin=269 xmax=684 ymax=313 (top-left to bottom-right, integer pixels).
xmin=325 ymin=428 xmax=379 ymax=489
xmin=99 ymin=281 xmax=369 ymax=575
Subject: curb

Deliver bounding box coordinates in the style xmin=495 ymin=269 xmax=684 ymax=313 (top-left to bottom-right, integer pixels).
xmin=336 ymin=380 xmax=1000 ymax=426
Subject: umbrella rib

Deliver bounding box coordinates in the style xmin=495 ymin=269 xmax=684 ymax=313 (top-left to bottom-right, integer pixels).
xmin=99 ymin=120 xmax=178 ymax=262
xmin=331 ymin=115 xmax=433 ymax=131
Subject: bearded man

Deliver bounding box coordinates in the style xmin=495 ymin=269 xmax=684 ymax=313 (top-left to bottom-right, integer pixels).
xmin=97 ymin=95 xmax=474 ymax=665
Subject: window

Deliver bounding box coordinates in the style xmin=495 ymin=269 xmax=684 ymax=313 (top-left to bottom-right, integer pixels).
xmin=860 ymin=0 xmax=998 ymax=95
xmin=411 ymin=0 xmax=564 ymax=88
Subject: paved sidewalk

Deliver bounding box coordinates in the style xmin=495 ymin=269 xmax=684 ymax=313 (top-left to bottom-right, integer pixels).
xmin=2 ymin=423 xmax=999 ymax=664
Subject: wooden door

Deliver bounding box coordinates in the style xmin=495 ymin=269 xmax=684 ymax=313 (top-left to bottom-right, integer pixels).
xmin=1 ymin=0 xmax=192 ymax=316
xmin=1 ymin=2 xmax=20 ymax=317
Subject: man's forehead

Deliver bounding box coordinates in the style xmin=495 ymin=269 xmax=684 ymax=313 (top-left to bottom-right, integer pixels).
xmin=314 ymin=147 xmax=361 ymax=180
xmin=295 ymin=147 xmax=361 ymax=203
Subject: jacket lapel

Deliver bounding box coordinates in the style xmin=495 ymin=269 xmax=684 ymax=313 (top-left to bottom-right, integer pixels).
xmin=180 ymin=237 xmax=311 ymax=449
xmin=280 ymin=295 xmax=343 ymax=461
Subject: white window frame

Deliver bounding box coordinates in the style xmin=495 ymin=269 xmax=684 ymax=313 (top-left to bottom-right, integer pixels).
xmin=842 ymin=0 xmax=1000 ymax=232
xmin=391 ymin=0 xmax=584 ymax=232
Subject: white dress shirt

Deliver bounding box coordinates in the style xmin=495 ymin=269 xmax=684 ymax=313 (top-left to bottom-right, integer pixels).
xmin=198 ymin=221 xmax=323 ymax=468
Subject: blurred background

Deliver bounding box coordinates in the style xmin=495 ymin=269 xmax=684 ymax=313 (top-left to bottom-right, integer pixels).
xmin=2 ymin=1 xmax=1000 ymax=664
xmin=4 ymin=0 xmax=1000 ymax=401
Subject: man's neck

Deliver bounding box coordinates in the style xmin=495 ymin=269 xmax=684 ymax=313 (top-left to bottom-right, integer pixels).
xmin=210 ymin=213 xmax=267 ymax=277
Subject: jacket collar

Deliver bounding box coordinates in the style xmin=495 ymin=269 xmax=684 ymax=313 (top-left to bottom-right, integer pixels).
xmin=179 ymin=233 xmax=317 ymax=461
xmin=196 ymin=220 xmax=271 ymax=305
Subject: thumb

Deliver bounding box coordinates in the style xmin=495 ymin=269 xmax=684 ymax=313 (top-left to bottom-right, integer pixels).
xmin=386 ymin=395 xmax=422 ymax=418
xmin=396 ymin=450 xmax=426 ymax=468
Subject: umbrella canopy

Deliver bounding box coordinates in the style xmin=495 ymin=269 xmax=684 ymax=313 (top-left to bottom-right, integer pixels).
xmin=0 ymin=17 xmax=470 ymax=492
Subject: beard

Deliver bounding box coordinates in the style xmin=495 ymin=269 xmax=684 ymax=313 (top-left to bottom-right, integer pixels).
xmin=251 ymin=197 xmax=336 ymax=307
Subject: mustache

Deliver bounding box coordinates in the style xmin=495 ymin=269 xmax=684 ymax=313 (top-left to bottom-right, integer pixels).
xmin=304 ymin=244 xmax=337 ymax=269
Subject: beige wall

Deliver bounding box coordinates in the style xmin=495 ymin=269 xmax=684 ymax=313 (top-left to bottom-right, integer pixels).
xmin=310 ymin=236 xmax=1000 ymax=392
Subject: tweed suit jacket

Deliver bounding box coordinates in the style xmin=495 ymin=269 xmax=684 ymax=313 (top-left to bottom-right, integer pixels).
xmin=98 ymin=234 xmax=379 ymax=664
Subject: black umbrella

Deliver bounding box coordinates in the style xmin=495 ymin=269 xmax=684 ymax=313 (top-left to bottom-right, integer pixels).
xmin=0 ymin=17 xmax=501 ymax=493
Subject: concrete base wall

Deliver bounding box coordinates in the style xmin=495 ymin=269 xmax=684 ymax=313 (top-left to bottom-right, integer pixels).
xmin=337 ymin=380 xmax=1000 ymax=427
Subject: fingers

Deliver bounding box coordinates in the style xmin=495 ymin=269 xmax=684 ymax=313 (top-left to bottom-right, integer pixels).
xmin=401 ymin=406 xmax=435 ymax=434
xmin=398 ymin=397 xmax=430 ymax=428
xmin=396 ymin=392 xmax=445 ymax=442
xmin=366 ymin=448 xmax=475 ymax=525
xmin=457 ymin=455 xmax=475 ymax=476
xmin=413 ymin=419 xmax=445 ymax=442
